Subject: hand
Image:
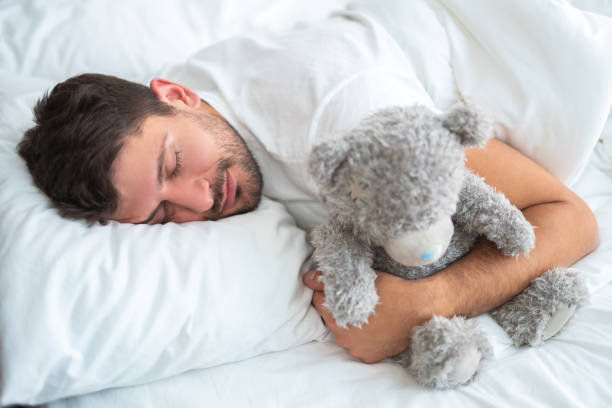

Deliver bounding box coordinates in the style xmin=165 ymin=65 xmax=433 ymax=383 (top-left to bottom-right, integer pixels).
xmin=303 ymin=269 xmax=434 ymax=363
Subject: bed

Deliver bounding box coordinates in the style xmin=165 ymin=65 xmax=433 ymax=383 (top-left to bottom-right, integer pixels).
xmin=1 ymin=0 xmax=611 ymax=407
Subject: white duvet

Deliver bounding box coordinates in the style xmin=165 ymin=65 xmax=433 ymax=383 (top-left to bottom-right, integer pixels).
xmin=1 ymin=0 xmax=611 ymax=407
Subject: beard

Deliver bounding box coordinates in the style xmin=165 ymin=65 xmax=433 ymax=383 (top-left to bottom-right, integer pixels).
xmin=185 ymin=110 xmax=263 ymax=220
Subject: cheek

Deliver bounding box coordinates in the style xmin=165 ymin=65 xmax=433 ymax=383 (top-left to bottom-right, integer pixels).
xmin=182 ymin=137 xmax=218 ymax=173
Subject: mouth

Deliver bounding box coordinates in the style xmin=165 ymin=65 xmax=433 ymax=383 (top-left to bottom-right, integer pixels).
xmin=222 ymin=169 xmax=236 ymax=212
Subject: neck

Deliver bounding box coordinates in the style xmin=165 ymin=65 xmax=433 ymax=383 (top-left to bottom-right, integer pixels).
xmin=199 ymin=99 xmax=223 ymax=120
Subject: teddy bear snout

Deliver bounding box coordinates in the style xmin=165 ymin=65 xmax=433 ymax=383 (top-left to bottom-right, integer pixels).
xmin=382 ymin=217 xmax=454 ymax=266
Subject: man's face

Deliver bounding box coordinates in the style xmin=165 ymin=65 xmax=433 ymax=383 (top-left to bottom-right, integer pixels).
xmin=111 ymin=109 xmax=262 ymax=224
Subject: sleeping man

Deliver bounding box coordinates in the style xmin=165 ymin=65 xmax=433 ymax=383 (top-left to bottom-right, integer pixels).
xmin=17 ymin=7 xmax=598 ymax=365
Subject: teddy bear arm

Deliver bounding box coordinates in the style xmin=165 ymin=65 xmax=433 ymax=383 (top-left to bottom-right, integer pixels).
xmin=454 ymin=170 xmax=535 ymax=257
xmin=311 ymin=221 xmax=379 ymax=328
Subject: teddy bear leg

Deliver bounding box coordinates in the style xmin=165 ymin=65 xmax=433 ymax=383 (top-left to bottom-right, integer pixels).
xmin=489 ymin=267 xmax=587 ymax=347
xmin=397 ymin=315 xmax=492 ymax=389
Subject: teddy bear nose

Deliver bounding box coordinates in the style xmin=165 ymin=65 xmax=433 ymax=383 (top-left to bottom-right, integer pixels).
xmin=383 ymin=217 xmax=454 ymax=267
xmin=420 ymin=252 xmax=434 ymax=261
xmin=420 ymin=245 xmax=443 ymax=261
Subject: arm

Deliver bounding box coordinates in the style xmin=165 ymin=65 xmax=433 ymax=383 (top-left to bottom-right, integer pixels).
xmin=304 ymin=138 xmax=599 ymax=363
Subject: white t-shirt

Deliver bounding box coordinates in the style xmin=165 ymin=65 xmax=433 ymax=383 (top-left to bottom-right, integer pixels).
xmin=163 ymin=10 xmax=434 ymax=230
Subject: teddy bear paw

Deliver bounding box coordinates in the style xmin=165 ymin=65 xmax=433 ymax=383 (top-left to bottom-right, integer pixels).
xmin=541 ymin=302 xmax=577 ymax=341
xmin=323 ymin=285 xmax=379 ymax=328
xmin=497 ymin=217 xmax=536 ymax=258
xmin=490 ymin=267 xmax=587 ymax=347
xmin=405 ymin=315 xmax=492 ymax=389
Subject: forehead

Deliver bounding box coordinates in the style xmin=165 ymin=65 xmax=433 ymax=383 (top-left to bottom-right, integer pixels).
xmin=110 ymin=115 xmax=170 ymax=222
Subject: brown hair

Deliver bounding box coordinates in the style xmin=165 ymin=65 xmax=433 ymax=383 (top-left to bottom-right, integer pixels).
xmin=18 ymin=73 xmax=176 ymax=224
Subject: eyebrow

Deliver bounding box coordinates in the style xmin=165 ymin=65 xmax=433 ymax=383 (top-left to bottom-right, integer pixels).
xmin=137 ymin=132 xmax=168 ymax=224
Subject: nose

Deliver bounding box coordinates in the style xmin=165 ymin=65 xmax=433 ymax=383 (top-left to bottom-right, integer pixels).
xmin=164 ymin=176 xmax=215 ymax=216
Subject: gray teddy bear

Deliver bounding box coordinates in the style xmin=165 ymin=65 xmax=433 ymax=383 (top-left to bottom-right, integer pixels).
xmin=308 ymin=104 xmax=588 ymax=389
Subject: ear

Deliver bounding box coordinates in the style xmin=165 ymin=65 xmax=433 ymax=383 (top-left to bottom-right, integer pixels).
xmin=441 ymin=103 xmax=492 ymax=147
xmin=150 ymin=78 xmax=201 ymax=109
xmin=308 ymin=138 xmax=351 ymax=189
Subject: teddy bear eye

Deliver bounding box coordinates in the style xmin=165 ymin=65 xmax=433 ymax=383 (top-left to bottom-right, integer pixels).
xmin=346 ymin=175 xmax=370 ymax=205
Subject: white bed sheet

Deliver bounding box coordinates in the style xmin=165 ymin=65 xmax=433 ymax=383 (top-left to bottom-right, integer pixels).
xmin=2 ymin=0 xmax=612 ymax=406
xmin=47 ymin=139 xmax=612 ymax=408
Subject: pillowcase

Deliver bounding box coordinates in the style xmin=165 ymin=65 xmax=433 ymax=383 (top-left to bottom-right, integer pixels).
xmin=433 ymin=0 xmax=612 ymax=186
xmin=0 ymin=86 xmax=327 ymax=406
xmin=348 ymin=0 xmax=612 ymax=187
xmin=0 ymin=0 xmax=348 ymax=85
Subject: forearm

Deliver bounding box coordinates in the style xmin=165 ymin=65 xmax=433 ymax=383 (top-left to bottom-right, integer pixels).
xmin=424 ymin=196 xmax=599 ymax=318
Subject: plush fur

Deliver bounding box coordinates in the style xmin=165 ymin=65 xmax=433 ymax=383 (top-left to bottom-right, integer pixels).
xmin=397 ymin=315 xmax=493 ymax=389
xmin=308 ymin=104 xmax=587 ymax=388
xmin=490 ymin=267 xmax=587 ymax=347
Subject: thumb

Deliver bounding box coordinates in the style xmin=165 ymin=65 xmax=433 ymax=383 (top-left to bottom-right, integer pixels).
xmin=303 ymin=270 xmax=325 ymax=291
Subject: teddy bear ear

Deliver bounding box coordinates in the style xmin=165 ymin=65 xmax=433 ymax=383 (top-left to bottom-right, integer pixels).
xmin=441 ymin=103 xmax=493 ymax=148
xmin=308 ymin=138 xmax=351 ymax=189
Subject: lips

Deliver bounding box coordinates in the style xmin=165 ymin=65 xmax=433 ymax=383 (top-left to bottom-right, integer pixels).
xmin=223 ymin=170 xmax=236 ymax=212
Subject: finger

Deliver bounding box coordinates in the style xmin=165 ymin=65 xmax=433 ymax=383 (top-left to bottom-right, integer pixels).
xmin=312 ymin=292 xmax=354 ymax=348
xmin=302 ymin=270 xmax=325 ymax=291
xmin=312 ymin=291 xmax=338 ymax=330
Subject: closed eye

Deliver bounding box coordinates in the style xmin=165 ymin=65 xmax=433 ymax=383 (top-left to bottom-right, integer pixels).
xmin=171 ymin=150 xmax=183 ymax=179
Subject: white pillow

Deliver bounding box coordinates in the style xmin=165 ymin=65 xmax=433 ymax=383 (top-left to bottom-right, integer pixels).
xmin=432 ymin=0 xmax=612 ymax=186
xmin=0 ymin=86 xmax=327 ymax=406
xmin=347 ymin=0 xmax=612 ymax=187
xmin=0 ymin=0 xmax=348 ymax=85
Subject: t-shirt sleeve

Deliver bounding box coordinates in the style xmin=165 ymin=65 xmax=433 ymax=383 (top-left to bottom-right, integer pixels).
xmin=274 ymin=66 xmax=435 ymax=230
